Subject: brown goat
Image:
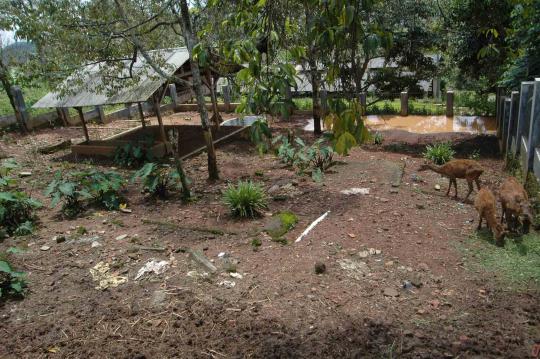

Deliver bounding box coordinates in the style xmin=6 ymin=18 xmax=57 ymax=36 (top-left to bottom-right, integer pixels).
xmin=418 ymin=159 xmax=484 ymax=201
xmin=499 ymin=176 xmax=532 ymax=234
xmin=474 ymin=188 xmax=506 ymax=246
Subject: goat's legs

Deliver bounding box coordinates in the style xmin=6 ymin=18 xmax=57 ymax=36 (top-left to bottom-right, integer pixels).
xmin=477 ymin=214 xmax=482 ymax=229
xmin=464 ymin=180 xmax=474 ymax=201
xmin=501 ymin=203 xmax=506 ymax=224
xmin=453 ymin=179 xmax=458 ymax=198
xmin=446 ymin=179 xmax=452 ymax=196
xmin=475 ymin=178 xmax=481 ymax=190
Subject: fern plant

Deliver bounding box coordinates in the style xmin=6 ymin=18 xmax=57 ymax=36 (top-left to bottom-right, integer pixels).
xmin=223 ymin=181 xmax=268 ymax=218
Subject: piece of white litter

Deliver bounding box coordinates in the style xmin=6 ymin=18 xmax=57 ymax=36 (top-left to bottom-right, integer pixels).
xmin=340 ymin=188 xmax=370 ymax=195
xmin=295 ymin=211 xmax=330 ymax=243
xmin=218 ymin=280 xmax=236 ymax=288
xmin=135 ymin=259 xmax=170 ymax=280
xmin=229 ymin=272 xmax=243 ymax=279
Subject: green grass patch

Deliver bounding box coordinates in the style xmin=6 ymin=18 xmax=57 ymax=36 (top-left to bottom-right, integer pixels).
xmin=459 ymin=230 xmax=540 ymax=290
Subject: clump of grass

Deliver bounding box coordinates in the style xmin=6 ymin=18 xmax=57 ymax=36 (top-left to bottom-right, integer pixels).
xmin=222 ymin=181 xmax=268 ymax=218
xmin=461 ymin=231 xmax=540 ymax=290
xmin=373 ymin=132 xmax=384 ymax=145
xmin=423 ymin=142 xmax=455 ymax=165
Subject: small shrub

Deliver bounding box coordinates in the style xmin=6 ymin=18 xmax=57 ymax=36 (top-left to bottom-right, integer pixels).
xmin=0 ymin=158 xmax=18 ymax=188
xmin=0 ymin=258 xmax=26 ymax=298
xmin=132 ymin=162 xmax=184 ymax=199
xmin=423 ymin=142 xmax=455 ymax=165
xmin=469 ymin=149 xmax=481 ymax=160
xmin=222 ymin=181 xmax=268 ymax=218
xmin=249 ymin=118 xmax=272 ymax=155
xmin=44 ymin=172 xmax=91 ymax=218
xmin=0 ymin=191 xmax=42 ymax=236
xmin=113 ymin=142 xmax=153 ymax=168
xmin=373 ymin=132 xmax=384 ymax=145
xmin=78 ymin=170 xmax=125 ymax=210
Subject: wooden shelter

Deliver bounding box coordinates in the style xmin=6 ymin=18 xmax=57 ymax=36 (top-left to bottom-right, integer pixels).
xmin=33 ymin=47 xmax=225 ymax=155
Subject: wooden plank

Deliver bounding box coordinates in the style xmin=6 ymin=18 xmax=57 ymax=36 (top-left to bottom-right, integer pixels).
xmin=76 ymin=107 xmax=90 ymax=142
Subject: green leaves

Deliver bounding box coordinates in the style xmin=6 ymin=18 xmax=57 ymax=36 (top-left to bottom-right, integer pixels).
xmin=249 ymin=118 xmax=272 ymax=155
xmin=132 ymin=163 xmax=185 ymax=199
xmin=334 ymin=132 xmax=357 ymax=156
xmin=222 ymin=181 xmax=268 ymax=218
xmin=0 ymin=258 xmax=27 ymax=299
xmin=0 ymin=189 xmax=41 ymax=236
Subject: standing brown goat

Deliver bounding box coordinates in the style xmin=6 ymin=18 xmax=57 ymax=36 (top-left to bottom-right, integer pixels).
xmin=474 ymin=188 xmax=507 ymax=246
xmin=418 ymin=159 xmax=484 ymax=201
xmin=499 ymin=177 xmax=532 ymax=234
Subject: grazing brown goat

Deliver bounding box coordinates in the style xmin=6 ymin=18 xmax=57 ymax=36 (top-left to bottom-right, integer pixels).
xmin=418 ymin=159 xmax=484 ymax=201
xmin=474 ymin=188 xmax=506 ymax=246
xmin=499 ymin=176 xmax=532 ymax=234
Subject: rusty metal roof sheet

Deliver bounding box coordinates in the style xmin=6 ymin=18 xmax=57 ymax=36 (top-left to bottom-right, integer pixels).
xmin=33 ymin=48 xmax=189 ymax=108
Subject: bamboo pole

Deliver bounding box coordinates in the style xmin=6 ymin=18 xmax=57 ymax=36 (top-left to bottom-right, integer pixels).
xmin=76 ymin=107 xmax=90 ymax=142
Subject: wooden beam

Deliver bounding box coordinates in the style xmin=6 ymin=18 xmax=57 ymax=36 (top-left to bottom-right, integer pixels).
xmin=152 ymin=93 xmax=169 ymax=152
xmin=138 ymin=102 xmax=146 ymax=128
xmin=76 ymin=107 xmax=90 ymax=142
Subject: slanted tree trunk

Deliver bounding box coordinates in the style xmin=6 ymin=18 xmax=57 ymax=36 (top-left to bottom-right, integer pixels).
xmin=0 ymin=61 xmax=27 ymax=133
xmin=206 ymin=71 xmax=222 ymax=130
xmin=308 ymin=55 xmax=322 ymax=135
xmin=178 ymin=0 xmax=219 ymax=180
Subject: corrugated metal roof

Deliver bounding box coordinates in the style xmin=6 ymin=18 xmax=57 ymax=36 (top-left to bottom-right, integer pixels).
xmin=33 ymin=48 xmax=189 ymax=108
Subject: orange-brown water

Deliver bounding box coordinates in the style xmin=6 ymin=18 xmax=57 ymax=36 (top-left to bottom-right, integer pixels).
xmin=304 ymin=115 xmax=496 ymax=134
xmin=365 ymin=115 xmax=496 ymax=134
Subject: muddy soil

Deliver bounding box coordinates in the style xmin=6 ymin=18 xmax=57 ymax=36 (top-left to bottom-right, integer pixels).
xmin=0 ymin=115 xmax=538 ymax=358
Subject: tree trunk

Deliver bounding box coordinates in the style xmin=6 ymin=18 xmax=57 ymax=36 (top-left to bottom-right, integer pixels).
xmin=0 ymin=62 xmax=27 ymax=133
xmin=308 ymin=55 xmax=322 ymax=135
xmin=206 ymin=71 xmax=221 ymax=130
xmin=179 ymin=0 xmax=219 ymax=180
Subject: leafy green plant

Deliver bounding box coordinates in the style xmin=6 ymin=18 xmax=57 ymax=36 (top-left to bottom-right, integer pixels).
xmin=249 ymin=118 xmax=272 ymax=155
xmin=132 ymin=162 xmax=184 ymax=199
xmin=373 ymin=132 xmax=384 ymax=145
xmin=0 ymin=191 xmax=42 ymax=236
xmin=324 ymin=99 xmax=370 ymax=155
xmin=469 ymin=149 xmax=481 ymax=160
xmin=45 ymin=172 xmax=91 ymax=218
xmin=423 ymin=142 xmax=455 ymax=165
xmin=0 ymin=258 xmax=26 ymax=298
xmin=222 ymin=181 xmax=268 ymax=218
xmin=0 ymin=158 xmax=18 ymax=188
xmin=78 ymin=170 xmax=125 ymax=210
xmin=113 ymin=142 xmax=153 ymax=168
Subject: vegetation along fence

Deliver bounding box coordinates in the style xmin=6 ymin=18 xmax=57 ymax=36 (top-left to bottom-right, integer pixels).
xmin=497 ymin=78 xmax=540 ymax=180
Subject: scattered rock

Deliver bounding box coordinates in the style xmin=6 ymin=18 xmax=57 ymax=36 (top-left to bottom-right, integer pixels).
xmin=338 ymin=258 xmax=370 ymax=280
xmin=120 ymin=208 xmax=132 ymax=214
xmin=380 ymin=198 xmax=390 ymax=203
xmin=40 ymin=245 xmax=50 ymax=251
xmin=229 ymin=272 xmax=243 ymax=279
xmin=340 ymin=187 xmax=370 ymax=195
xmin=268 ymin=184 xmax=280 ymax=194
xmin=383 ymin=287 xmax=400 ymax=297
xmin=218 ymin=280 xmax=236 ymax=288
xmin=19 ymin=171 xmax=32 ymax=177
xmin=151 ymin=290 xmax=167 ymax=308
xmin=314 ymin=262 xmax=326 ymax=274
xmin=389 ymin=188 xmax=399 ymax=194
xmin=347 ymin=233 xmax=356 ymax=238
xmin=385 ymin=261 xmax=394 ymax=267
xmin=91 ymin=241 xmax=102 ymax=248
xmin=403 ymin=281 xmax=414 ymax=290
xmin=418 ymin=263 xmax=429 ymax=271
xmin=115 ymin=234 xmax=128 ymax=241
xmin=53 ymin=235 xmax=66 ymax=244
xmin=434 ymin=184 xmax=441 ymax=191
xmin=416 ymin=204 xmax=425 ymax=210
xmin=358 ymin=250 xmax=369 ymax=258
xmin=189 ymin=249 xmax=218 ymax=273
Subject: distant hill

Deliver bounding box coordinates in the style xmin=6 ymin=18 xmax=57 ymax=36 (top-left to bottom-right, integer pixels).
xmin=1 ymin=41 xmax=36 ymax=65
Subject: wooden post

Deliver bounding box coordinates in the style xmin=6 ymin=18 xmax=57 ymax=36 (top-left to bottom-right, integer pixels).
xmin=125 ymin=103 xmax=132 ymax=120
xmin=152 ymin=93 xmax=169 ymax=153
xmin=516 ymin=82 xmax=534 ymax=156
xmin=223 ymin=85 xmax=231 ymax=112
xmin=138 ymin=102 xmax=146 ymax=128
xmin=95 ymin=105 xmax=105 ymax=124
xmin=76 ymin=107 xmax=90 ymax=142
xmin=446 ymin=91 xmax=454 ymax=117
xmin=169 ymin=83 xmax=179 ymax=111
xmin=524 ymin=78 xmax=540 ymax=179
xmin=56 ymin=107 xmax=68 ymax=127
xmin=400 ymin=91 xmax=408 ymax=116
xmin=10 ymin=86 xmax=29 ymax=132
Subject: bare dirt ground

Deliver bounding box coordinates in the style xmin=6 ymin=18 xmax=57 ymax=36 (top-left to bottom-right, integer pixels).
xmin=0 ymin=114 xmax=538 ymax=358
